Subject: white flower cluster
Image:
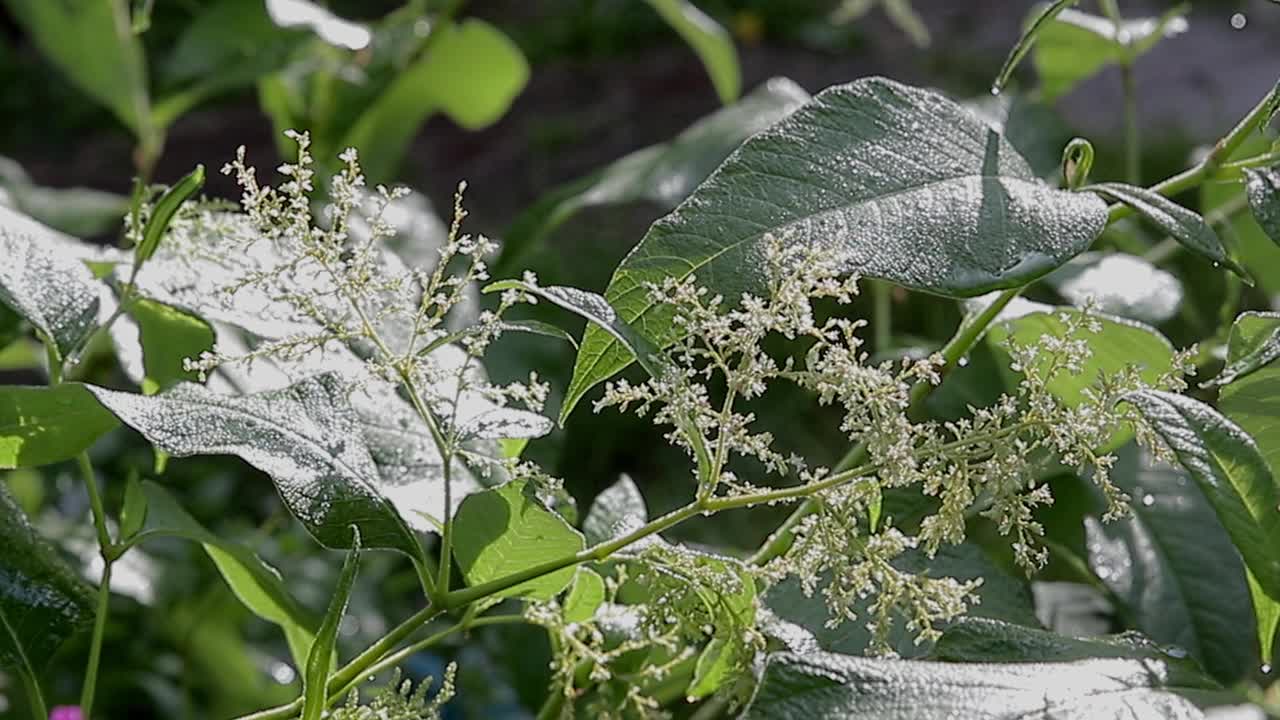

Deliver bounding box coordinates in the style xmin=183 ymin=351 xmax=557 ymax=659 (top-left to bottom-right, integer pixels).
xmin=330 ymin=664 xmax=457 ymax=720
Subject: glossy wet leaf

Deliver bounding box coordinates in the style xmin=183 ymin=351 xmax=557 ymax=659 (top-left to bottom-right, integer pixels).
xmin=763 ymin=542 xmax=1037 ymax=658
xmin=1244 ymin=167 xmax=1280 ymax=245
xmin=0 ymin=483 xmax=95 ymax=674
xmin=1217 ymin=313 xmax=1280 ymax=662
xmin=1033 ymin=6 xmax=1189 ymax=101
xmin=6 ymin=0 xmax=152 ymax=136
xmin=0 ymin=384 xmax=119 ymax=469
xmin=0 ymin=217 xmax=104 ymax=360
xmin=451 ymin=479 xmax=585 ymax=601
xmin=343 ymin=19 xmax=528 ymax=182
xmin=582 ymin=475 xmax=649 ymax=546
xmin=303 ymin=527 xmax=360 ymax=720
xmin=563 ymin=567 xmax=607 ymax=623
xmin=123 ymin=480 xmax=320 ymax=669
xmin=744 ymin=650 xmax=1205 ymax=719
xmin=1122 ymin=390 xmax=1280 ymax=604
xmin=499 ymin=78 xmax=810 ymax=271
xmin=643 ymin=0 xmax=740 ymax=103
xmin=1207 ymin=312 xmax=1280 ymax=388
xmin=932 ymin=618 xmax=1219 ymax=689
xmin=126 ymin=298 xmax=216 ymax=395
xmin=1084 ymin=183 xmax=1246 ymax=278
xmin=1045 ymin=252 xmax=1183 ymax=325
xmin=86 ymin=374 xmax=428 ymax=569
xmin=565 ymin=76 xmax=1109 ymax=419
xmin=1083 ymin=446 xmax=1256 ymax=683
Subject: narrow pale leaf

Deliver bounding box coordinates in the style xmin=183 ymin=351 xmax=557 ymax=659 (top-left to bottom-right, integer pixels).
xmin=302 ymin=527 xmax=361 ymax=720
xmin=644 ymin=0 xmax=740 ymax=103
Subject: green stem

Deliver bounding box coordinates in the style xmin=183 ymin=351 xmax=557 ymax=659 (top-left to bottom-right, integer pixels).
xmin=1107 ymin=81 xmax=1280 ymax=224
xmin=79 ymin=562 xmax=111 ymax=718
xmin=20 ymin=666 xmax=48 ymax=720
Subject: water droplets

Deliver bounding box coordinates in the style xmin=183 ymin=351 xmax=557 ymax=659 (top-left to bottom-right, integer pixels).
xmin=1140 ymin=493 xmax=1155 ymax=507
xmin=1230 ymin=13 xmax=1247 ymax=30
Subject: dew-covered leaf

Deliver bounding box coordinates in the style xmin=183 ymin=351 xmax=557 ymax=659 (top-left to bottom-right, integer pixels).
xmin=0 ymin=482 xmax=95 ymax=674
xmin=1206 ymin=312 xmax=1280 ymax=388
xmin=1044 ymin=252 xmax=1183 ymax=325
xmin=1217 ymin=313 xmax=1280 ymax=663
xmin=122 ymin=479 xmax=320 ymax=669
xmin=451 ymin=479 xmax=585 ymax=601
xmin=744 ymin=650 xmax=1206 ymax=719
xmin=964 ymin=93 xmax=1073 ymax=181
xmin=85 ymin=374 xmax=428 ymax=569
xmin=643 ymin=0 xmax=739 ymax=103
xmin=499 ymin=78 xmax=809 ymax=271
xmin=564 ymin=76 xmax=1109 ymax=419
xmin=1083 ymin=446 xmax=1256 ymax=683
xmin=932 ymin=617 xmax=1219 ymax=690
xmin=1244 ymin=167 xmax=1280 ymax=245
xmin=1032 ymin=6 xmax=1189 ymax=101
xmin=1122 ymin=390 xmax=1280 ymax=604
xmin=0 ymin=384 xmax=119 ymax=469
xmin=1084 ymin=183 xmax=1246 ymax=278
xmin=582 ymin=474 xmax=649 ymax=546
xmin=0 ymin=220 xmax=104 ymax=360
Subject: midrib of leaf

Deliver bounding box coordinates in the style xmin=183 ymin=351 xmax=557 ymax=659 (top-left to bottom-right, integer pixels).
xmin=0 ymin=603 xmax=37 ymax=676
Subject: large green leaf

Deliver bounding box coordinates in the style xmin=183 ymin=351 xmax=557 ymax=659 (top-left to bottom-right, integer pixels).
xmin=1122 ymin=390 xmax=1280 ymax=604
xmin=1083 ymin=446 xmax=1256 ymax=682
xmin=451 ymin=479 xmax=584 ymax=601
xmin=763 ymin=542 xmax=1038 ymax=658
xmin=565 ymin=77 xmax=1109 ymax=419
xmin=744 ymin=651 xmax=1205 ymax=719
xmin=931 ymin=617 xmax=1217 ymax=687
xmin=0 ymin=483 xmax=95 ymax=674
xmin=1083 ymin=183 xmax=1245 ymax=278
xmin=1032 ymin=6 xmax=1188 ymax=101
xmin=0 ymin=384 xmax=119 ymax=469
xmin=127 ymin=298 xmax=216 ymax=395
xmin=499 ymin=78 xmax=810 ymax=272
xmin=342 ymin=19 xmax=528 ymax=182
xmin=86 ymin=374 xmax=428 ymax=569
xmin=1218 ymin=312 xmax=1280 ymax=663
xmin=643 ymin=0 xmax=740 ymax=103
xmin=0 ymin=214 xmax=105 ymax=360
xmin=121 ymin=479 xmax=320 ymax=670
xmin=6 ymin=0 xmax=152 ymax=136
xmin=1244 ymin=167 xmax=1280 ymax=245
xmin=303 ymin=527 xmax=360 ymax=720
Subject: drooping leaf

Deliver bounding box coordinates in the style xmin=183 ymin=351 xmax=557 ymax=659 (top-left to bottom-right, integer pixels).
xmin=565 ymin=77 xmax=1109 ymax=419
xmin=1083 ymin=446 xmax=1256 ymax=682
xmin=643 ymin=0 xmax=740 ymax=103
xmin=302 ymin=526 xmax=361 ymax=720
xmin=498 ymin=78 xmax=810 ymax=271
xmin=1207 ymin=312 xmax=1280 ymax=388
xmin=1032 ymin=6 xmax=1189 ymax=101
xmin=86 ymin=374 xmax=429 ymax=570
xmin=582 ymin=475 xmax=649 ymax=546
xmin=1084 ymin=182 xmax=1247 ymax=279
xmin=126 ymin=298 xmax=216 ymax=395
xmin=1122 ymin=390 xmax=1280 ymax=604
xmin=342 ymin=19 xmax=528 ymax=182
xmin=1044 ymin=252 xmax=1183 ymax=325
xmin=0 ymin=218 xmax=104 ymax=360
xmin=1217 ymin=313 xmax=1280 ymax=663
xmin=1244 ymin=167 xmax=1280 ymax=245
xmin=763 ymin=542 xmax=1038 ymax=658
xmin=564 ymin=567 xmax=607 ymax=623
xmin=744 ymin=650 xmax=1205 ymax=719
xmin=451 ymin=479 xmax=585 ymax=601
xmin=6 ymin=0 xmax=152 ymax=136
xmin=0 ymin=384 xmax=119 ymax=469
xmin=0 ymin=483 xmax=95 ymax=674
xmin=121 ymin=480 xmax=320 ymax=669
xmin=0 ymin=156 xmax=127 ymax=238
xmin=932 ymin=617 xmax=1219 ymax=690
